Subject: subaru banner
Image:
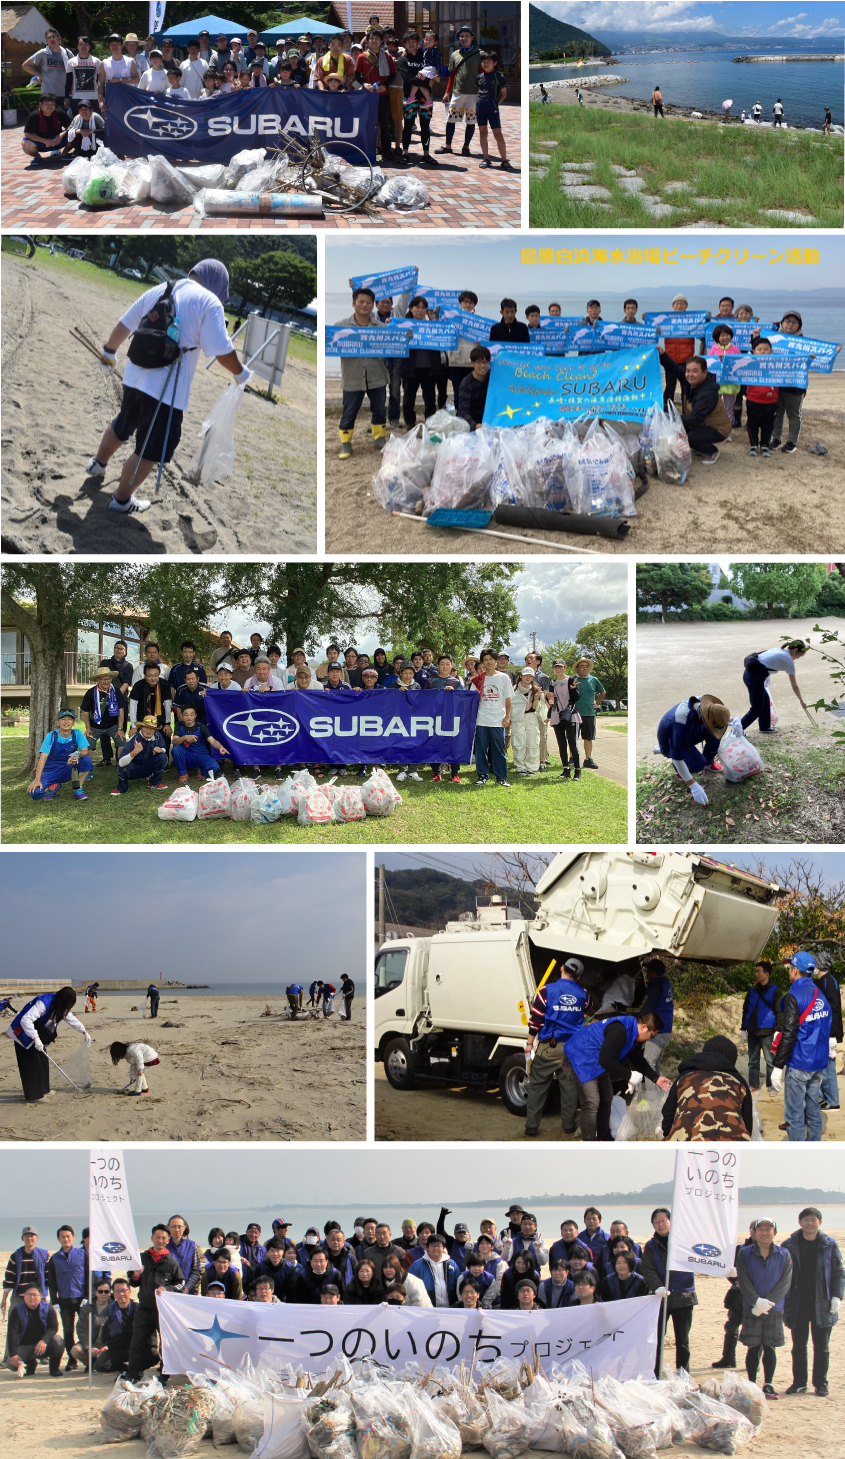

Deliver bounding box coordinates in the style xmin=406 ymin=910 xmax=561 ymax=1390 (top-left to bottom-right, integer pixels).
xmin=325 ymin=326 xmax=410 ymax=358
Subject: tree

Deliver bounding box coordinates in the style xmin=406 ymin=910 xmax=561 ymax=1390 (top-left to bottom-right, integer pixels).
xmin=636 ymin=563 xmax=712 ymax=623
xmin=576 ymin=614 xmax=628 ymax=702
xmin=539 ymin=638 xmax=579 ymax=669
xmin=809 ymin=569 xmax=845 ymax=617
xmin=231 ymin=252 xmax=317 ymax=319
xmin=731 ymin=562 xmax=828 ymax=615
xmin=759 ymin=858 xmax=845 ymax=970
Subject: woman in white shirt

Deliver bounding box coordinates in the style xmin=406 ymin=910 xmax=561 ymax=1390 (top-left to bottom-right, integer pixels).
xmin=110 ymin=1040 xmax=160 ymax=1095
xmin=138 ymin=50 xmax=169 ymax=92
xmin=510 ymin=667 xmax=542 ymax=777
xmin=740 ymin=641 xmax=809 ymax=735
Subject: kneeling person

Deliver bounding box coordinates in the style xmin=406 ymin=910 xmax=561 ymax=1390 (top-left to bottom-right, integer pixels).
xmin=171 ymin=706 xmax=231 ymax=782
xmin=113 ymin=716 xmax=168 ymax=795
xmin=27 ymin=710 xmax=93 ymax=803
xmin=7 ymin=1284 xmax=64 ymax=1376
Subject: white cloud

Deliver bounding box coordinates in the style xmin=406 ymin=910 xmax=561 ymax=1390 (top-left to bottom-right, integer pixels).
xmin=513 ymin=561 xmax=628 ymax=651
xmin=535 ymin=2 xmax=844 ymax=39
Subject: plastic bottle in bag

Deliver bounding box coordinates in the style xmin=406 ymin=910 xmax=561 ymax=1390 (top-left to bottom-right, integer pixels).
xmin=652 ymin=401 xmax=692 ymax=486
xmin=251 ymin=786 xmax=284 ymax=823
xmin=372 ymin=424 xmax=437 ymax=514
xmin=577 ymin=419 xmax=637 ymax=516
xmin=425 ymin=427 xmax=500 ymax=514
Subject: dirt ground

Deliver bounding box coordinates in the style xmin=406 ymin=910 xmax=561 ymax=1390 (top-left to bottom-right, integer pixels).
xmin=3 ymin=1235 xmax=843 ymax=1458
xmin=0 ymin=256 xmax=317 ymax=555
xmin=324 ymin=377 xmax=845 ymax=555
xmin=0 ymin=995 xmax=365 ymax=1143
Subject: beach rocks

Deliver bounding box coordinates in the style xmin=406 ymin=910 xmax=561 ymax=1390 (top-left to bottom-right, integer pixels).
xmin=663 ymin=181 xmax=691 ymax=193
xmin=638 ymin=197 xmax=676 ymax=217
xmin=530 ymin=153 xmax=553 ymax=163
xmin=609 ymin=165 xmax=639 ymax=176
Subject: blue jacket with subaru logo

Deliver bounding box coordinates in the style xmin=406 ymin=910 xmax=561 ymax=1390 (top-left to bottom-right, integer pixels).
xmin=640 ymin=975 xmax=674 ymax=1034
xmin=776 ymin=976 xmax=832 ymax=1072
xmin=538 ymin=978 xmax=589 ymax=1043
xmin=741 ymin=980 xmax=778 ymax=1033
xmin=565 ymin=1016 xmax=640 ymax=1086
xmin=736 ymin=1242 xmax=792 ymax=1313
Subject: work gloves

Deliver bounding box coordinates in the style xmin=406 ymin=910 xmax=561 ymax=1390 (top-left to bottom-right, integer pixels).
xmin=234 ymin=367 xmax=253 ymax=386
xmin=751 ymin=1298 xmax=774 ymax=1317
xmin=32 ymin=1037 xmax=45 ymax=1053
xmin=626 ymin=1071 xmax=644 ymax=1095
xmin=831 ymin=1297 xmax=841 ymax=1314
xmin=770 ymin=1068 xmax=783 ymax=1093
xmin=99 ymin=347 xmax=117 ymax=372
xmin=690 ymin=782 xmax=708 ymax=805
xmin=654 ymin=1286 xmax=669 ymax=1298
xmin=830 ymin=1038 xmax=838 ymax=1058
xmin=84 ymin=1032 xmax=92 ymax=1047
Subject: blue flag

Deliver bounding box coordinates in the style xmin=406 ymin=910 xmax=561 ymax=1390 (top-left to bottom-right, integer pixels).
xmin=438 ymin=309 xmax=497 ymax=343
xmin=385 ymin=321 xmax=458 ymax=349
xmin=349 ymin=266 xmax=419 ymax=297
xmin=720 ymin=354 xmax=810 ymax=388
xmin=418 ymin=287 xmax=470 ymax=309
xmin=325 ymin=326 xmax=409 ymax=358
xmin=567 ymin=322 xmax=658 ymax=353
xmin=483 ymin=344 xmax=664 ymax=427
xmin=539 ymin=316 xmax=583 ymax=327
xmin=644 ymin=311 xmax=708 ymax=338
xmin=759 ymin=332 xmax=840 ymax=374
xmin=204 ymin=689 xmax=480 ymax=766
xmin=488 ymin=342 xmax=547 ymax=358
xmin=704 ymin=321 xmax=774 ymax=352
xmin=103 ymin=80 xmax=377 ymax=162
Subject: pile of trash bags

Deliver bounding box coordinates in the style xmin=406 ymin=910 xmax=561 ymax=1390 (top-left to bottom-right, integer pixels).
xmin=158 ymin=769 xmax=403 ymax=828
xmin=100 ymin=1355 xmax=766 ymax=1457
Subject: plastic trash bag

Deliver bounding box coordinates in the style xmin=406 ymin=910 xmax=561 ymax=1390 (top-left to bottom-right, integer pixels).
xmin=177 ymin=162 xmax=227 ymax=190
xmin=652 ymin=401 xmax=692 ymax=486
xmin=101 ymin=1377 xmax=165 ymax=1443
xmin=700 ymin=1372 xmax=766 ymax=1429
xmin=158 ymin=786 xmax=199 ymax=821
xmin=185 ymin=382 xmax=246 ymax=486
xmin=80 ymin=166 xmax=129 ymax=207
xmin=230 ymin=778 xmax=260 ymax=821
xmin=257 ymin=1395 xmax=310 ymax=1459
xmin=360 ymin=772 xmax=397 ymax=817
xmin=425 ymin=426 xmax=500 ymax=514
xmin=521 ymin=419 xmax=580 ymax=510
xmin=432 ymin=1391 xmax=489 ymax=1451
xmin=148 ymin=155 xmax=198 ymax=205
xmin=296 ymin=789 xmax=335 ymax=827
xmin=62 ymin=154 xmax=91 ymax=197
xmin=481 ymin=1390 xmax=530 ymax=1459
xmin=576 ymin=419 xmax=637 ymax=516
xmin=615 ymin=1082 xmax=666 ymax=1141
xmin=251 ymin=786 xmax=284 ymax=824
xmin=558 ymin=1396 xmax=625 ymax=1459
xmin=608 ymin=1093 xmax=628 ymax=1138
xmin=405 ymin=1390 xmax=461 ymax=1459
xmin=719 ymin=724 xmax=764 ymax=783
xmin=335 ymin=785 xmax=367 ymax=823
xmin=372 ymin=424 xmax=437 ymax=515
xmin=57 ymin=1037 xmax=93 ymax=1090
xmin=305 ymin=1395 xmax=357 ymax=1459
xmin=235 ymin=1398 xmax=266 ymax=1453
xmin=123 ymin=160 xmax=152 ymax=202
xmin=227 ymin=148 xmax=267 ymax=187
xmin=494 ymin=421 xmax=542 ymax=506
xmin=425 ymin=407 xmax=470 ymax=444
xmin=350 ymin=1381 xmax=412 ymax=1459
xmin=276 ymin=776 xmax=300 ymax=816
xmin=639 ymin=404 xmax=661 ymax=477
xmin=594 ymin=1377 xmax=666 ymax=1459
xmin=679 ymin=1392 xmax=755 ymax=1453
xmin=197 ymin=772 xmax=231 ymax=820
xmin=764 ymin=678 xmax=779 ymax=726
xmin=375 ymin=176 xmax=431 ymax=211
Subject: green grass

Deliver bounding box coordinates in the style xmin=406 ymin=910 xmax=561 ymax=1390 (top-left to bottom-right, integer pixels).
xmin=605 ymin=722 xmax=628 ymax=733
xmin=529 ymin=103 xmax=844 ymax=227
xmin=1 ymin=729 xmax=627 ymax=846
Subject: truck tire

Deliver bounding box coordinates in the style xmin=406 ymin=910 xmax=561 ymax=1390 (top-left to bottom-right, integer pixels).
xmin=498 ymin=1053 xmax=530 ymax=1116
xmin=383 ymin=1038 xmax=417 ymax=1091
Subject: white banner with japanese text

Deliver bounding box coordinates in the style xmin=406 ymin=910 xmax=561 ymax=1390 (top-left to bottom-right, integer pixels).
xmin=667 ymin=1148 xmax=741 ymax=1279
xmin=88 ymin=1146 xmax=143 ymax=1271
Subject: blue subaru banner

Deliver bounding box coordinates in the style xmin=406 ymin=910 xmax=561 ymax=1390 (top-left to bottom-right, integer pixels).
xmin=759 ymin=331 xmax=840 ymax=374
xmin=539 ymin=316 xmax=583 ymax=327
xmin=644 ymin=311 xmax=709 ymax=337
xmin=704 ymin=321 xmax=774 ymax=352
xmin=488 ymin=342 xmax=547 ymax=358
xmin=483 ymin=344 xmax=664 ymax=427
xmin=567 ymin=322 xmax=659 ymax=353
xmin=720 ymin=354 xmax=810 ymax=388
xmin=385 ymin=321 xmax=459 ymax=349
xmin=418 ymin=287 xmax=470 ymax=308
xmin=103 ymin=81 xmax=378 ymax=163
xmin=349 ymin=266 xmax=418 ymax=297
xmin=204 ymin=688 xmax=480 ymax=766
xmin=438 ymin=309 xmax=497 ymax=343
xmin=325 ymin=326 xmax=410 ymax=358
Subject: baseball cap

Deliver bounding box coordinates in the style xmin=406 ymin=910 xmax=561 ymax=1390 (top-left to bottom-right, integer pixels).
xmin=291 ymin=647 xmax=307 ymax=656
xmin=552 ymin=658 xmax=566 ymax=667
xmin=21 ymin=1226 xmax=38 ymax=1238
xmin=790 ymin=950 xmax=817 ymax=973
xmin=57 ymin=708 xmax=76 ymax=720
xmin=272 ymin=1218 xmax=290 ymax=1229
xmin=217 ymin=662 xmax=234 ymax=674
xmin=454 ymin=1223 xmax=470 ymax=1236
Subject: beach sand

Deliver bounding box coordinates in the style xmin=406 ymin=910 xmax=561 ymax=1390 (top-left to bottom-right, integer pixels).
xmin=0 ymin=255 xmax=317 ymax=556
xmin=1 ymin=1236 xmax=843 ymax=1457
xmin=324 ymin=375 xmax=845 ymax=555
xmin=0 ymin=995 xmax=365 ymax=1143
xmin=528 ymin=84 xmax=825 ymax=128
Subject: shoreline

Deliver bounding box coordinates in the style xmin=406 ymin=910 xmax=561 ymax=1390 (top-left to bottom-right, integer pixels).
xmin=528 ymin=83 xmax=843 ymax=130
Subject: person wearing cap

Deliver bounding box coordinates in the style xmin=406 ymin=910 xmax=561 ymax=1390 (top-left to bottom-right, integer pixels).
xmin=434 ymin=1210 xmax=473 ymax=1271
xmin=138 ymin=49 xmax=168 ymax=92
xmin=64 ymin=100 xmax=104 ymax=159
xmin=509 ymin=665 xmax=543 ymax=776
xmin=211 ymin=33 xmax=233 ymax=69
xmin=498 ymin=1204 xmax=525 ymax=1247
xmin=656 ymin=294 xmax=697 ymax=408
xmin=524 ymin=958 xmax=591 ymax=1139
xmin=570 ymin=657 xmax=605 ymax=770
xmin=661 ymin=1035 xmax=754 ymax=1140
xmin=501 ymin=1212 xmax=549 ymax=1268
xmin=230 ymin=648 xmax=255 ymax=689
xmin=27 ymin=709 xmax=92 ymax=802
xmin=244 ymin=654 xmax=285 ymax=692
xmin=740 ymin=640 xmax=809 ymax=736
xmin=679 ymin=354 xmax=732 ymax=464
xmin=280 ymin=646 xmax=317 ymax=688
xmin=576 ymin=299 xmax=604 ymax=355
xmin=114 ymin=716 xmax=168 ymax=795
xmin=2 ymin=1228 xmax=49 ymax=1318
xmin=547 ymin=659 xmax=582 ymax=781
xmin=565 ymin=1012 xmax=672 ymax=1142
xmin=438 ymin=25 xmax=481 ymax=156
xmin=812 ymin=962 xmax=842 ymax=1112
xmin=734 ymin=1217 xmax=792 ymax=1397
xmin=249 ymin=41 xmax=270 ymax=79
xmin=228 ymin=37 xmax=247 ymax=73
xmin=80 ymin=667 xmax=125 ymax=765
xmin=179 ymin=39 xmax=208 ymax=97
xmin=88 ymin=262 xmax=251 ymax=515
xmin=654 ymin=693 xmax=732 ymax=806
xmin=244 ymin=30 xmax=260 ymax=64
xmin=97 ymin=33 xmax=139 ymax=111
xmin=772 ymin=952 xmax=833 ymax=1141
xmin=395 ymin=1219 xmax=417 ymax=1251
xmin=781 ymin=1205 xmax=844 ymax=1396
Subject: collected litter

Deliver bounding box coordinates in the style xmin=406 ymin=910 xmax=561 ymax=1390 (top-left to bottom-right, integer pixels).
xmin=184 ymin=381 xmax=247 ymax=486
xmin=718 ymin=724 xmax=764 ymax=783
xmin=157 ymin=769 xmax=404 ymax=829
xmin=641 ymin=402 xmax=692 ymax=486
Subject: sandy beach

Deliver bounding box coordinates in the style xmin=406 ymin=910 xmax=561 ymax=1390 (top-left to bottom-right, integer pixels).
xmin=1 ymin=1234 xmax=843 ymax=1457
xmin=0 ymin=256 xmax=317 ymax=556
xmin=324 ymin=375 xmax=845 ymax=555
xmin=528 ymin=82 xmax=837 ymax=129
xmin=0 ymin=995 xmax=365 ymax=1143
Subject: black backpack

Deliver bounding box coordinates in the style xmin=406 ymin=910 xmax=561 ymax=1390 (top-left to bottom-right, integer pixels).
xmin=127 ymin=281 xmax=180 ymax=369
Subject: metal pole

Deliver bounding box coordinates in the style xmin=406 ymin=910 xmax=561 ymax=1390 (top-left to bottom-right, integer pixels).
xmin=378 ymin=863 xmax=386 ymax=945
xmin=243 ymin=326 xmax=282 ymax=372
xmin=205 ymin=316 xmax=250 ymax=368
xmin=655 ymin=1295 xmax=667 ymax=1378
xmin=88 ymin=1256 xmax=93 ymax=1390
xmin=44 ymin=1051 xmax=84 ymax=1091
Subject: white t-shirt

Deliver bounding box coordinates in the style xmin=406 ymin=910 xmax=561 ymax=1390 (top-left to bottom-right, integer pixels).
xmin=138 ymin=67 xmax=169 ymax=92
xmin=244 ymin=673 xmax=286 ymax=692
xmin=476 ymin=671 xmax=513 ymax=727
xmin=180 ymin=57 xmax=208 ymax=97
xmin=101 ymin=54 xmax=136 ymax=83
xmin=166 ymin=84 xmax=192 ymax=100
xmin=758 ymin=648 xmax=797 ymax=676
xmin=67 ymin=52 xmax=100 ymax=100
xmin=120 ymin=279 xmax=231 ymax=410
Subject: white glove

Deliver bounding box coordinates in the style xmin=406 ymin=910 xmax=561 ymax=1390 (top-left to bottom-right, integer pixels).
xmin=83 ymin=1032 xmax=92 ymax=1047
xmin=99 ymin=347 xmax=117 ymax=372
xmin=726 ymin=1267 xmax=737 ymax=1279
xmin=626 ymin=1071 xmax=644 ymax=1094
xmin=770 ymin=1068 xmax=783 ymax=1093
xmin=234 ymin=367 xmax=253 ymax=386
xmin=831 ymin=1297 xmax=841 ymax=1314
xmin=729 ymin=717 xmax=743 ymax=735
xmin=654 ymin=1286 xmax=669 ymax=1298
xmin=690 ymin=781 xmax=708 ymax=806
xmin=751 ymin=1298 xmax=774 ymax=1317
xmin=830 ymin=1038 xmax=838 ymax=1058
xmin=33 ymin=1036 xmax=45 ymax=1053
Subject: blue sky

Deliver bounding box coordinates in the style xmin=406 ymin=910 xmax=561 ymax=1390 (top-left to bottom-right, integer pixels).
xmin=535 ymin=2 xmax=845 ymax=40
xmin=0 ymin=854 xmax=365 ymax=983
xmin=325 ymin=234 xmax=844 ymax=302
xmin=380 ymin=851 xmax=845 ymax=886
xmin=2 ymin=1145 xmax=843 ymax=1216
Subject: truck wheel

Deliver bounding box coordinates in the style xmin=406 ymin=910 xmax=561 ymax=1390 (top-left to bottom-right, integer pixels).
xmin=383 ymin=1038 xmax=417 ymax=1091
xmin=499 ymin=1053 xmax=530 ymax=1116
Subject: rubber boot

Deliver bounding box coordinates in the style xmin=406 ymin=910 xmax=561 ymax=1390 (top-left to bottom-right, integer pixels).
xmin=372 ymin=424 xmax=386 ymax=453
xmin=339 ymin=430 xmax=353 ymax=460
xmin=712 ymin=1326 xmax=739 ymax=1368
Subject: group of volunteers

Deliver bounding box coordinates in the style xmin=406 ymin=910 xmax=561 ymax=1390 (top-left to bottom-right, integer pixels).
xmin=655 ymin=638 xmax=813 ymax=806
xmin=287 ymin=976 xmax=356 ymax=1021
xmin=3 ymin=1203 xmax=842 ymax=1398
xmin=20 ymin=21 xmax=514 ymax=173
xmin=25 ymin=635 xmax=610 ymax=803
xmin=521 ymin=948 xmax=841 ymax=1144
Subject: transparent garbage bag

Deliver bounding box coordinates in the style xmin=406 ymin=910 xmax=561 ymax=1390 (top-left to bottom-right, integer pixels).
xmin=56 ymin=1037 xmax=93 ymax=1090
xmin=425 ymin=407 xmax=470 ymax=444
xmin=480 ymin=1389 xmax=530 ymax=1459
xmin=296 ymin=789 xmax=336 ymax=827
xmin=100 ymin=1376 xmax=165 ymax=1442
xmin=372 ymin=423 xmax=437 ymax=515
xmin=177 ymin=162 xmax=227 ymax=190
xmin=62 ymin=154 xmax=91 ymax=197
xmin=615 ymin=1082 xmax=666 ymax=1141
xmin=431 ymin=1390 xmax=489 ymax=1450
xmin=227 ymin=148 xmax=267 ymax=187
xmin=638 ymin=404 xmax=661 ymax=477
xmin=523 ymin=1375 xmax=566 ymax=1452
xmin=79 ymin=165 xmax=133 ymax=207
xmin=334 ymin=785 xmax=367 ymax=823
xmin=679 ymin=1392 xmax=756 ymax=1454
xmin=197 ymin=772 xmax=231 ymax=820
xmin=700 ymin=1372 xmax=767 ymax=1429
xmin=145 ymin=1382 xmax=222 ymax=1456
xmin=184 ymin=381 xmax=246 ymax=487
xmin=651 ymin=401 xmax=692 ymax=486
xmin=425 ymin=425 xmax=500 ymax=514
xmin=158 ymin=786 xmax=199 ymax=821
xmin=593 ymin=1376 xmax=667 ymax=1459
xmin=305 ymin=1395 xmax=357 ymax=1459
xmin=230 ymin=778 xmax=260 ymax=821
xmin=350 ymin=1380 xmax=412 ymax=1459
xmin=149 ymin=155 xmax=198 ymax=205
xmin=719 ymin=724 xmax=764 ymax=783
xmin=235 ymin=1398 xmax=266 ymax=1454
xmin=521 ymin=419 xmax=580 ymax=510
xmin=375 ymin=176 xmax=431 ymax=211
xmin=576 ymin=419 xmax=637 ymax=516
xmin=406 ymin=1389 xmax=462 ymax=1459
xmin=251 ymin=786 xmax=284 ymax=824
xmin=493 ymin=420 xmax=540 ymax=506
xmin=124 ymin=160 xmax=153 ymax=202
xmin=276 ymin=776 xmax=301 ymax=816
xmin=478 ymin=1358 xmax=525 ymax=1402
xmin=557 ymin=1395 xmax=624 ymax=1459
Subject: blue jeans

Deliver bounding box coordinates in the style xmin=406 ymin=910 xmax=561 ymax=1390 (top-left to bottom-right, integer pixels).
xmin=821 ymin=1055 xmax=840 ymax=1107
xmin=474 ymin=725 xmax=507 ymax=781
xmin=116 ymin=760 xmax=166 ymax=793
xmin=783 ymin=1065 xmax=823 ymax=1141
xmin=741 ymin=669 xmax=771 ymax=732
xmin=30 ymin=756 xmax=93 ymax=798
xmin=340 ymin=387 xmax=386 ymax=430
xmin=172 ymin=743 xmax=221 ymax=777
xmin=747 ymin=1029 xmax=775 ymax=1089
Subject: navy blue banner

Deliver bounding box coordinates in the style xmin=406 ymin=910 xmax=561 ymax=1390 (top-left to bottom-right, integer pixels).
xmin=204 ymin=688 xmax=480 ymax=766
xmin=103 ymin=81 xmax=377 ymax=163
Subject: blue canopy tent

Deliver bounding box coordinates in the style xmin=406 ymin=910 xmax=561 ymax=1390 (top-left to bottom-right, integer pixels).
xmin=259 ymin=19 xmax=344 ymax=43
xmin=158 ymin=14 xmax=247 ymax=42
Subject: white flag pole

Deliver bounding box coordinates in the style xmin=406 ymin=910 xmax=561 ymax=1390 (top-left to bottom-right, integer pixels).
xmin=667 ymin=1148 xmax=742 ymax=1279
xmin=89 ymin=1145 xmax=143 ymax=1391
xmin=150 ymin=2 xmax=167 ymax=38
xmin=347 ymin=2 xmax=353 ymax=36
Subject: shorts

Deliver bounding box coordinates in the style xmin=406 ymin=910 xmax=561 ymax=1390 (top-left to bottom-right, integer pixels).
xmin=475 ymin=97 xmax=501 ymax=129
xmin=23 ymin=136 xmax=61 ymax=152
xmin=389 ymin=87 xmax=404 ymax=122
xmin=580 ymin=715 xmax=596 ymax=740
xmin=448 ymin=92 xmax=476 ymax=121
xmin=112 ymin=385 xmax=183 ymax=464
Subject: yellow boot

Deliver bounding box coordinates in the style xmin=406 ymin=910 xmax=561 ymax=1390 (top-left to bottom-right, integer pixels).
xmin=338 ymin=430 xmax=353 ymax=460
xmin=372 ymin=423 xmax=386 ymax=453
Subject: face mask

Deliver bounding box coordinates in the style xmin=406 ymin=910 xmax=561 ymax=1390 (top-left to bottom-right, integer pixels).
xmin=305 ymin=1235 xmax=318 ymax=1246
xmin=354 ymin=1226 xmax=364 ymax=1238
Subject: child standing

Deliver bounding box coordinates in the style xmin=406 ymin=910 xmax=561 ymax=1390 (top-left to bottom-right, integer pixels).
xmin=165 ymin=65 xmax=192 ymax=99
xmin=110 ymin=1040 xmax=160 ymax=1095
xmin=476 ymin=52 xmax=514 ymax=170
xmin=708 ymin=323 xmax=741 ymax=427
xmin=745 ymin=337 xmax=778 ymax=458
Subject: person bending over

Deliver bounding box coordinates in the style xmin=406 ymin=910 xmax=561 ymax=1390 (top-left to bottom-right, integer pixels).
xmin=110 ymin=1039 xmax=160 ymax=1096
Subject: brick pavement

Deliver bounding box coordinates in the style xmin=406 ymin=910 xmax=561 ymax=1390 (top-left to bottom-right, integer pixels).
xmin=0 ymin=107 xmax=521 ymax=231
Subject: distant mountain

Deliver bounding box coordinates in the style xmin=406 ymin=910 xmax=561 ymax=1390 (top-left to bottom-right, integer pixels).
xmin=251 ymin=1185 xmax=845 ymax=1212
xmin=384 ymin=867 xmax=535 ymax=927
xmin=529 ymin=5 xmax=611 ymax=57
xmin=595 ymin=29 xmax=843 ymax=51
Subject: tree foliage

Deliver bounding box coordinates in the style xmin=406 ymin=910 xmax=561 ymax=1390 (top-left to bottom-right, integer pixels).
xmin=731 ymin=562 xmax=828 ymax=615
xmin=576 ymin=613 xmax=628 ymax=701
xmin=636 ymin=563 xmax=712 ymax=622
xmin=39 ymin=4 xmax=333 ymax=47
xmin=231 ymin=251 xmax=317 ymax=317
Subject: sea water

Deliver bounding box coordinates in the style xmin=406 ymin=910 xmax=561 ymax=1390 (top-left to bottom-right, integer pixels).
xmin=529 ymin=50 xmax=843 ymax=128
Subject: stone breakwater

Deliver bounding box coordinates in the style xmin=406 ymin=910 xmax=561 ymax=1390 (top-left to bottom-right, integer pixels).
xmin=733 ymin=54 xmax=844 ymax=62
xmin=529 ymin=74 xmax=628 ymax=95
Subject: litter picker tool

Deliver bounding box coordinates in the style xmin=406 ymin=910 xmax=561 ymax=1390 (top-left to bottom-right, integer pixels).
xmin=127 ymin=355 xmax=178 ymax=491
xmin=394 ymin=510 xmax=600 ymax=555
xmin=70 ymin=325 xmax=102 ymax=360
xmin=802 ymin=704 xmax=819 ymax=727
xmin=155 ymin=354 xmax=182 ymax=494
xmin=44 ymin=1050 xmax=86 ymax=1092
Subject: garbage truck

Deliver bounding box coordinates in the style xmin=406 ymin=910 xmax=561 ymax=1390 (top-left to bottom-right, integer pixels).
xmin=373 ymin=851 xmax=781 ymax=1116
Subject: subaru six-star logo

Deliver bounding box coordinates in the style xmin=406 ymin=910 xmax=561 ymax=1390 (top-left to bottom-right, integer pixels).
xmin=692 ymin=1243 xmax=722 ymax=1258
xmin=222 ymin=708 xmax=299 ymax=748
xmin=103 ymin=1242 xmax=126 ymax=1253
xmin=124 ymin=105 xmax=197 ymax=141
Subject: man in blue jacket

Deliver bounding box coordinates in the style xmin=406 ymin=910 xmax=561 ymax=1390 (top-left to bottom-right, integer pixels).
xmin=563 ymin=1011 xmax=672 ymax=1142
xmin=113 ymin=715 xmax=168 ymax=795
xmin=46 ymin=1226 xmax=87 ymax=1372
xmin=524 ymin=957 xmax=591 ymax=1139
xmin=2 ymin=1226 xmax=49 ymax=1318
xmin=782 ymin=1206 xmax=844 ymax=1396
xmin=7 ymin=1284 xmax=64 ymax=1376
xmin=771 ymin=952 xmax=832 ymax=1142
xmin=638 ymin=959 xmax=674 ymax=1077
xmin=741 ymin=959 xmax=780 ymax=1093
xmin=814 ymin=963 xmax=842 ymax=1112
xmin=408 ymin=1233 xmax=460 ymax=1307
xmin=654 ymin=694 xmax=733 ymax=807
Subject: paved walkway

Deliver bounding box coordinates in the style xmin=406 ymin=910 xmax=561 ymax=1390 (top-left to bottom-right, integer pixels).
xmin=0 ymin=108 xmax=521 ymax=231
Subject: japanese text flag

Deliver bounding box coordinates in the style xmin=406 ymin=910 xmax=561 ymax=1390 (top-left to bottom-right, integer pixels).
xmin=89 ymin=1146 xmax=143 ymax=1271
xmin=667 ymin=1148 xmax=741 ymax=1279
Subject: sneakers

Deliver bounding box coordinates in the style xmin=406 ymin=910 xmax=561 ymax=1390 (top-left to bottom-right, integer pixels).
xmin=110 ymin=787 xmax=124 ymax=795
xmin=769 ymin=437 xmax=782 ymax=449
xmin=476 ymin=777 xmax=489 ymax=787
xmin=178 ymin=774 xmax=189 ymax=784
xmin=784 ymin=1384 xmax=808 ymax=1395
xmin=497 ymin=779 xmax=512 ymax=788
xmin=815 ymin=1385 xmax=830 ymax=1397
xmin=761 ymin=447 xmax=770 ymax=458
xmin=72 ymin=787 xmax=88 ymax=800
xmin=451 ymin=774 xmax=461 ymax=783
xmin=148 ymin=780 xmax=166 ymax=790
xmin=42 ymin=783 xmax=60 ymax=801
xmin=583 ymin=757 xmax=598 ymax=769
xmin=432 ymin=773 xmax=442 ymax=782
xmin=407 ymin=771 xmax=422 ymax=782
xmin=397 ymin=771 xmax=407 ymax=782
xmin=782 ymin=440 xmax=797 ymax=453
xmin=749 ymin=445 xmax=759 ymax=457
xmin=85 ymin=457 xmax=106 ymax=477
xmin=573 ymin=768 xmax=582 ymax=780
xmin=762 ymin=1383 xmax=778 ymax=1398
xmin=759 ymin=727 xmax=780 ymax=734
xmin=109 ymin=494 xmax=151 ymax=514
xmin=701 ymin=449 xmax=720 ymax=465
xmin=559 ymin=768 xmax=571 ymax=780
